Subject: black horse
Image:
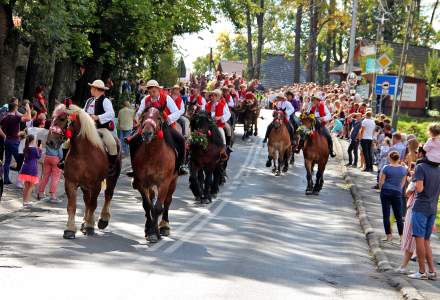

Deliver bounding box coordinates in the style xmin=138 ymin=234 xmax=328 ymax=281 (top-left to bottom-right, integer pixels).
xmin=189 ymin=112 xmax=228 ymax=204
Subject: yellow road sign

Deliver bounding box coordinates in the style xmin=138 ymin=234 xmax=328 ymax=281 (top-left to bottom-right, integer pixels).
xmin=377 ymin=54 xmax=392 ymax=69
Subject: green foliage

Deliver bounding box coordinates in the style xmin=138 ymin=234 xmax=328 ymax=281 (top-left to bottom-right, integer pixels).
xmin=425 ymin=51 xmax=440 ymax=97
xmin=216 ymin=32 xmax=247 ymax=61
xmin=193 ymin=54 xmax=217 ymax=75
xmin=156 ymin=48 xmax=178 ymax=87
xmin=396 ymin=114 xmax=440 ymax=142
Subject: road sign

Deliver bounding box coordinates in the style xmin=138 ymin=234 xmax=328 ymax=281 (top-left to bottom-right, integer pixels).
xmin=375 ymin=75 xmax=397 ymax=95
xmin=377 ymin=54 xmax=392 ymax=69
xmin=365 ymin=57 xmax=380 ymax=73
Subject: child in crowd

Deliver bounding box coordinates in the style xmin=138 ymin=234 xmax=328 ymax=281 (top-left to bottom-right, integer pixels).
xmin=331 ymin=115 xmax=343 ymax=137
xmin=18 ymin=135 xmax=41 ymax=208
xmin=421 ymin=123 xmax=440 ymax=166
xmin=38 ymin=138 xmax=63 ymax=203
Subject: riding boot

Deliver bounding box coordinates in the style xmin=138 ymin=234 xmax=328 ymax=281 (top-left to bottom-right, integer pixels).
xmin=287 ymin=123 xmax=295 ymax=146
xmin=263 ymin=123 xmax=273 ymax=143
xmin=322 ymin=127 xmax=336 ymax=157
xmin=225 ymin=135 xmax=233 ymax=153
xmin=170 ymin=128 xmax=188 ymax=176
xmin=57 ymin=148 xmax=69 ymax=170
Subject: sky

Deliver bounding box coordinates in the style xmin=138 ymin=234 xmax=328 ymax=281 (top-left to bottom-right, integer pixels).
xmin=175 ymin=1 xmax=440 ymax=72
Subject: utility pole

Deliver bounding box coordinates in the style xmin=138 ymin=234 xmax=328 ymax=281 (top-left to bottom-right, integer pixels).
xmin=391 ymin=0 xmax=416 ymax=130
xmin=371 ymin=3 xmax=387 ymax=114
xmin=347 ymin=0 xmax=358 ymax=75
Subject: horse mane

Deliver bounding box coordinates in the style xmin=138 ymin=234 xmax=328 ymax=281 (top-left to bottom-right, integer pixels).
xmin=67 ymin=105 xmax=105 ymax=151
xmin=52 ymin=104 xmax=67 ymax=118
xmin=192 ymin=112 xmax=224 ymax=147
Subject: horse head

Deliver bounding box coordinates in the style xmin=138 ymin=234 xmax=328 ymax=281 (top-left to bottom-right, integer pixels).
xmin=300 ymin=112 xmax=315 ymax=129
xmin=273 ymin=109 xmax=286 ymax=129
xmin=47 ymin=105 xmax=70 ymax=149
xmin=47 ymin=104 xmax=104 ymax=151
xmin=141 ymin=107 xmax=164 ymax=143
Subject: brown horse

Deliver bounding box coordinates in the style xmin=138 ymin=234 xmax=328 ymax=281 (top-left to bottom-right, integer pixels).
xmin=266 ymin=109 xmax=292 ymax=176
xmin=297 ymin=113 xmax=329 ymax=195
xmin=189 ymin=112 xmax=228 ymax=204
xmin=132 ymin=107 xmax=178 ymax=243
xmin=46 ymin=105 xmax=121 ymax=239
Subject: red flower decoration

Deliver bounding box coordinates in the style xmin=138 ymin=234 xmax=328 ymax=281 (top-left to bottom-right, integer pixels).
xmin=208 ymin=130 xmax=212 ymax=137
xmin=65 ymin=129 xmax=73 ymax=139
xmin=156 ymin=130 xmax=164 ymax=139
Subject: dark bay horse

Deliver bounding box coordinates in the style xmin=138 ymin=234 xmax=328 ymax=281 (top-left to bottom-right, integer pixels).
xmin=189 ymin=112 xmax=228 ymax=204
xmin=237 ymin=96 xmax=260 ymax=140
xmin=46 ymin=105 xmax=121 ymax=239
xmin=132 ymin=107 xmax=178 ymax=242
xmin=297 ymin=113 xmax=329 ymax=195
xmin=266 ymin=109 xmax=291 ymax=176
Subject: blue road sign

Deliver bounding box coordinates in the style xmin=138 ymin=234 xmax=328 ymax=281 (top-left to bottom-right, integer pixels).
xmin=375 ymin=75 xmax=397 ymax=96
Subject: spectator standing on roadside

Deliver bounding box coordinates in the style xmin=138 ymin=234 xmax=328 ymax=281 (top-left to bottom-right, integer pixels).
xmin=359 ymin=111 xmax=376 ymax=172
xmin=118 ymin=101 xmax=135 ymax=156
xmin=421 ymin=123 xmax=440 ymax=166
xmin=18 ymin=135 xmax=42 ymax=208
xmin=379 ymin=151 xmax=407 ymax=242
xmin=390 ymin=132 xmax=406 ymax=163
xmin=346 ymin=113 xmax=362 ymax=167
xmin=1 ymin=102 xmax=31 ymax=184
xmin=408 ymin=150 xmax=440 ymax=280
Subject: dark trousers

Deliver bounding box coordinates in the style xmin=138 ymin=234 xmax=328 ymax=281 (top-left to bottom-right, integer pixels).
xmin=347 ymin=140 xmax=359 ymax=166
xmin=4 ymin=139 xmax=20 ymax=183
xmin=380 ymin=188 xmax=403 ymax=235
xmin=361 ymin=139 xmax=373 ymax=170
xmin=0 ymin=137 xmax=4 ymax=162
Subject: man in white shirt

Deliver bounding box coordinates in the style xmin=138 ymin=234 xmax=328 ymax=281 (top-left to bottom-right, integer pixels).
xmin=359 ymin=111 xmax=376 ymax=171
xmin=84 ymin=80 xmax=118 ymax=162
xmin=263 ymin=93 xmax=295 ymax=146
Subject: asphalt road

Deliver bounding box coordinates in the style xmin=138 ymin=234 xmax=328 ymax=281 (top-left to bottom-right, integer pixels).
xmin=0 ymin=110 xmax=399 ymax=300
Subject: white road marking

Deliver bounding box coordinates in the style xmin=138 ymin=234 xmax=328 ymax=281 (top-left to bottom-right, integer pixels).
xmin=163 ymin=144 xmax=262 ymax=254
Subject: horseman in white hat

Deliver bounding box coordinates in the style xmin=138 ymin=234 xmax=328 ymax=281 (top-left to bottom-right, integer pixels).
xmin=58 ymin=79 xmax=118 ymax=169
xmin=127 ymin=79 xmax=187 ymax=175
xmin=263 ymin=93 xmax=296 ymax=146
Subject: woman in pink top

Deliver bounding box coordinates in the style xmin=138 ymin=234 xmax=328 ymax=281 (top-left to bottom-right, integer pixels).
xmin=423 ymin=123 xmax=440 ymax=166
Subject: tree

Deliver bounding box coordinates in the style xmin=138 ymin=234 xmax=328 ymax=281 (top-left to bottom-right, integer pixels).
xmin=306 ymin=0 xmax=320 ymax=82
xmin=254 ymin=0 xmax=265 ymax=79
xmin=293 ymin=4 xmax=303 ymax=83
xmin=425 ymin=51 xmax=440 ymax=97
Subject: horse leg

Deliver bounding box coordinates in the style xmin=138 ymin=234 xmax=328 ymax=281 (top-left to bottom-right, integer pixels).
xmin=266 ymin=145 xmax=273 ymax=168
xmin=150 ymin=184 xmax=168 ymax=242
xmin=305 ymin=160 xmax=314 ymax=195
xmin=141 ymin=188 xmax=154 ymax=242
xmin=282 ymin=150 xmax=289 ymax=173
xmin=160 ymin=177 xmax=177 ymax=237
xmin=211 ymin=166 xmax=221 ymax=197
xmin=189 ymin=163 xmax=202 ymax=202
xmin=99 ymin=168 xmax=120 ymax=230
xmin=80 ymin=187 xmax=90 ymax=234
xmin=84 ymin=186 xmax=100 ymax=236
xmin=253 ymin=117 xmax=258 ymax=136
xmin=276 ymin=153 xmax=282 ymax=176
xmin=202 ymin=169 xmax=213 ymax=204
xmin=314 ymin=162 xmax=326 ymax=193
xmin=63 ymin=181 xmax=77 ymax=239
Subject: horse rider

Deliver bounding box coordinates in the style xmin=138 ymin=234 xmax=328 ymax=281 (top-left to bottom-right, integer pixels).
xmin=307 ymin=95 xmax=336 ymax=158
xmin=57 ymin=80 xmax=117 ymax=169
xmin=170 ymin=84 xmax=190 ymax=138
xmin=222 ymin=86 xmax=236 ymax=128
xmin=127 ymin=79 xmax=187 ymax=175
xmin=263 ymin=93 xmax=296 ymax=146
xmin=189 ymin=87 xmax=206 ymax=112
xmin=205 ymin=89 xmax=232 ymax=149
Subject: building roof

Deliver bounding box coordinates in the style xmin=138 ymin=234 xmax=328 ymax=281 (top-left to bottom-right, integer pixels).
xmin=328 ymin=63 xmax=362 ymax=74
xmin=260 ymin=54 xmax=306 ymax=89
xmin=387 ymin=42 xmax=440 ymax=75
xmin=217 ymin=60 xmax=245 ymax=75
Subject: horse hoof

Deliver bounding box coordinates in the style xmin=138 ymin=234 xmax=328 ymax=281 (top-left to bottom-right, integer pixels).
xmin=63 ymin=230 xmax=76 ymax=239
xmin=211 ymin=193 xmax=218 ymax=199
xmin=160 ymin=227 xmax=170 ymax=237
xmin=146 ymin=233 xmax=159 ymax=243
xmin=84 ymin=227 xmax=95 ymax=236
xmin=275 ymin=172 xmax=281 ymax=176
xmin=201 ymin=197 xmax=212 ymax=204
xmin=98 ymin=219 xmax=109 ymax=230
xmin=254 ymin=132 xmax=258 ymax=136
xmin=80 ymin=223 xmax=86 ymax=233
xmin=305 ymin=190 xmax=313 ymax=195
xmin=266 ymin=161 xmax=272 ymax=168
xmin=312 ymin=190 xmax=320 ymax=195
xmin=282 ymin=167 xmax=288 ymax=173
